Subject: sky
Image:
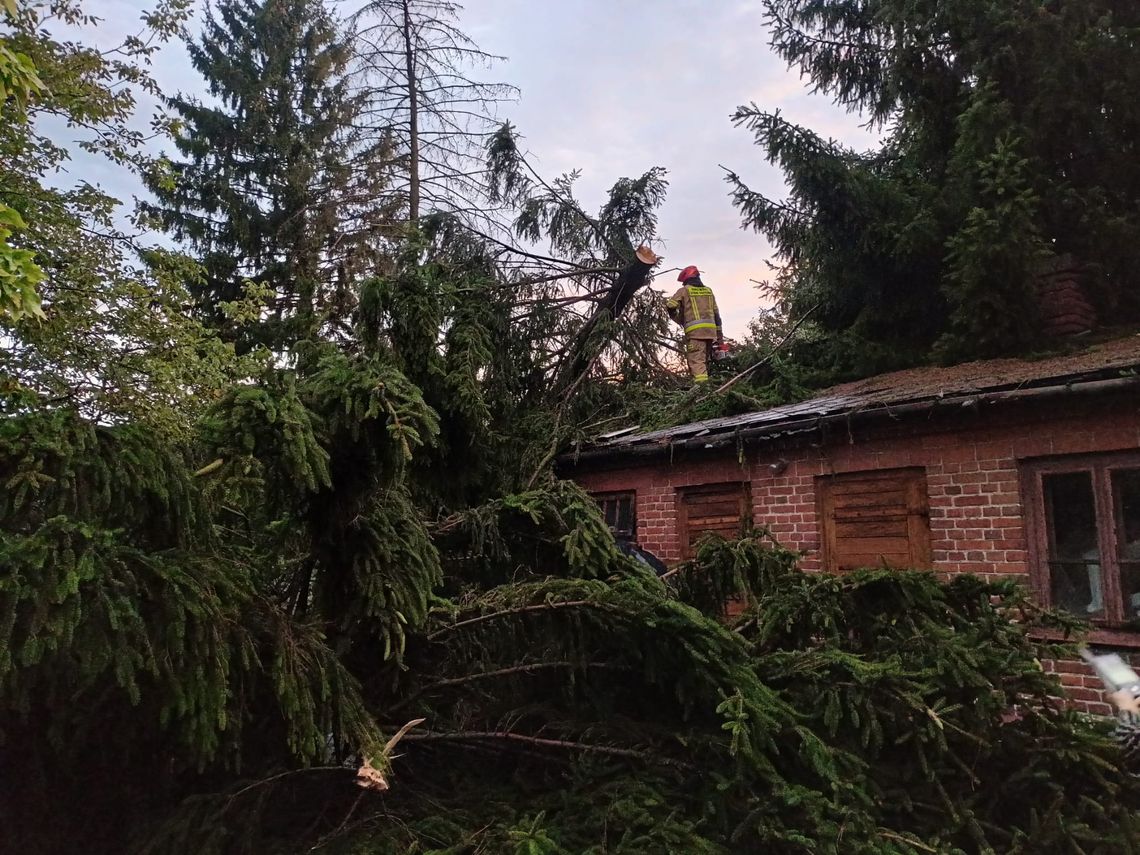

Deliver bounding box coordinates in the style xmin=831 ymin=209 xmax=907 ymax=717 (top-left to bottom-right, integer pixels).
xmin=81 ymin=0 xmax=877 ymax=337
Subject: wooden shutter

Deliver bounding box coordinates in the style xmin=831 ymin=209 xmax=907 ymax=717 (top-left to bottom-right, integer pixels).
xmin=678 ymin=482 xmax=751 ymax=559
xmin=818 ymin=469 xmax=931 ymax=572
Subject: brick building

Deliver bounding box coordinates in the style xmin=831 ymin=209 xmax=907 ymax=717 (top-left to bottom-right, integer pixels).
xmin=560 ymin=336 xmax=1140 ymax=714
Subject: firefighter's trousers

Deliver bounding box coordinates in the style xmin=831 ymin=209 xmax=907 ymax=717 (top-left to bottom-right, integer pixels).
xmin=685 ymin=337 xmax=714 ymax=383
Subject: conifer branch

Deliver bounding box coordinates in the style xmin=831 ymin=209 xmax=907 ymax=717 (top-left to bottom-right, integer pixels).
xmin=392 ymin=661 xmax=621 ymax=710
xmin=712 ymin=303 xmax=818 ymax=395
xmin=417 ymin=660 xmax=616 ymax=690
xmin=400 ymin=730 xmax=695 ymax=770
xmin=426 ymin=599 xmax=614 ymax=640
xmin=222 ymin=766 xmax=357 ymax=810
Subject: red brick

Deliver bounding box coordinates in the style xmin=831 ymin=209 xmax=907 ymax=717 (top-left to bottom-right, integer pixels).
xmin=939 ymin=445 xmax=978 ymax=464
xmin=955 ymin=471 xmax=990 ymax=485
xmin=1091 ymin=428 xmax=1139 ymax=449
xmin=1063 ymin=687 xmax=1106 ymax=703
xmin=985 ymin=517 xmax=1020 ymax=529
xmin=953 ymin=495 xmax=989 ymax=507
xmin=1052 ymin=660 xmax=1092 ymax=675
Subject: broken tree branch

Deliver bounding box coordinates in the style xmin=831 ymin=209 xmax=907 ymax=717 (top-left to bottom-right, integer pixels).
xmin=427 ymin=599 xmax=616 ymax=641
xmin=391 ymin=662 xmax=622 ymax=712
xmin=551 ymin=245 xmax=660 ymax=396
xmin=400 ymin=730 xmax=695 ymax=769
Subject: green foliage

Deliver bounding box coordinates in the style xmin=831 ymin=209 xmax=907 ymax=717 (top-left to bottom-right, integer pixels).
xmin=0 ymin=27 xmax=45 ymax=321
xmin=6 ymin=3 xmax=1140 ymax=854
xmin=487 ymin=123 xmax=675 ymax=397
xmin=0 ymin=37 xmax=42 ymax=109
xmin=200 ymin=349 xmax=442 ymax=656
xmin=937 ymin=133 xmax=1046 ymax=360
xmin=434 ymin=480 xmax=630 ymax=589
xmin=144 ymin=0 xmax=394 ymax=352
xmin=355 ymin=235 xmax=523 ymax=509
xmin=1 ymin=0 xmax=251 ymax=439
xmin=248 ymin=532 xmax=1135 ymax=855
xmin=7 ymin=384 xmax=1140 ymax=854
xmin=0 ymin=203 xmax=44 ymax=321
xmin=731 ymin=0 xmax=1140 ymax=381
xmin=745 ymin=565 xmax=1129 ymax=852
xmin=0 ymin=407 xmax=381 ymax=852
xmin=666 ymin=529 xmax=801 ymax=618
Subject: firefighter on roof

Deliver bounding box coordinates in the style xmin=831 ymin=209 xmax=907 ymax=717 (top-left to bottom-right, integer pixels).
xmin=667 ymin=265 xmax=723 ymax=383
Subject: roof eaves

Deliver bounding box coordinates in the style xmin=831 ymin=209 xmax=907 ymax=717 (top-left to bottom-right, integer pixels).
xmin=560 ymin=371 xmax=1140 ymax=468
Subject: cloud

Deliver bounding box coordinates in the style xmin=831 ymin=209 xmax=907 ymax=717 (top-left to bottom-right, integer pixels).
xmin=457 ymin=0 xmax=872 ymax=335
xmin=79 ymin=0 xmax=871 ymax=336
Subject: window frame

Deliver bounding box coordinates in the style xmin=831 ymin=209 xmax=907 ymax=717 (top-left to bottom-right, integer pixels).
xmin=1022 ymin=450 xmax=1140 ymax=629
xmin=816 ymin=467 xmax=932 ymax=573
xmin=593 ymin=491 xmax=637 ymax=543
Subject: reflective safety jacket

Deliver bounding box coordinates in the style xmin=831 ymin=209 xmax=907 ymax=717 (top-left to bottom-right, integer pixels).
xmin=667 ymin=281 xmax=722 ymax=340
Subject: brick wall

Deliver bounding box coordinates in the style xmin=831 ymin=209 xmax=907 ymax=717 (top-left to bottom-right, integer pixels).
xmin=1043 ymin=659 xmax=1116 ymax=717
xmin=568 ymin=392 xmax=1140 ymax=714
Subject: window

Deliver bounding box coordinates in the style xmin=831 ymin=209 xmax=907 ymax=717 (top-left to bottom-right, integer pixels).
xmin=817 ymin=468 xmax=932 ymax=572
xmin=1023 ymin=453 xmax=1140 ymax=626
xmin=678 ymin=482 xmax=751 ymax=559
xmin=595 ymin=492 xmax=636 ymax=542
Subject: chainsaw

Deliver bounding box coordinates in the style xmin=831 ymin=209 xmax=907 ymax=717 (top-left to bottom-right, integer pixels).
xmin=711 ymin=340 xmax=732 ymax=361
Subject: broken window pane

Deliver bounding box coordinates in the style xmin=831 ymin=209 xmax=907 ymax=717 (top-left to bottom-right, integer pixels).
xmin=1113 ymin=470 xmax=1140 ymax=618
xmin=1043 ymin=472 xmax=1104 ymax=617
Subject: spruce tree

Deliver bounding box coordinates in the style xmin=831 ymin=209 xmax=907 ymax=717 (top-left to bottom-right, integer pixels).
xmin=728 ymin=0 xmax=1140 ymax=378
xmin=8 ymin=4 xmax=1140 ymax=853
xmin=146 ymin=0 xmax=394 ymax=353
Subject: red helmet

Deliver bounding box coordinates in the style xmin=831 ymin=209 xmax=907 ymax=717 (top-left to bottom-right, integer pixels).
xmin=678 ymin=265 xmax=699 ymax=282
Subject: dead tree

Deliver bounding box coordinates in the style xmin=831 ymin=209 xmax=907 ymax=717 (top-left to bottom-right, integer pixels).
xmin=350 ymin=0 xmax=517 ymax=225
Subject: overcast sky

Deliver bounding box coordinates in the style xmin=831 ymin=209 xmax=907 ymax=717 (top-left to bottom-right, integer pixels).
xmin=84 ymin=0 xmax=876 ymax=336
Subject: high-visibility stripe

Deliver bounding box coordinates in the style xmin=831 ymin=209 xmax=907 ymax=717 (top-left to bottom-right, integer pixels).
xmin=686 ymin=286 xmax=713 ymax=296
xmin=694 ymin=374 xmax=709 ymax=382
xmin=686 ymin=287 xmax=702 ymax=324
xmin=685 ymin=321 xmax=718 ymax=332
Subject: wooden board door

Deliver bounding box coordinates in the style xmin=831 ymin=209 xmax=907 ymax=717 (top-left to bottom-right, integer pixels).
xmin=817 ymin=469 xmax=931 ymax=572
xmin=678 ymin=482 xmax=752 ymax=559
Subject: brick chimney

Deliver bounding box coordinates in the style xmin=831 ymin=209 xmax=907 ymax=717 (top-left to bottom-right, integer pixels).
xmin=1036 ymin=253 xmax=1097 ymax=337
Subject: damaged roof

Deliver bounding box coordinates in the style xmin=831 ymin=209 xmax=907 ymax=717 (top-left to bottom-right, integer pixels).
xmin=568 ymin=334 xmax=1140 ymax=463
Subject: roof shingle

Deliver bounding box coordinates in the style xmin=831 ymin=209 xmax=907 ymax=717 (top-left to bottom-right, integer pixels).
xmin=574 ymin=335 xmax=1140 ymax=458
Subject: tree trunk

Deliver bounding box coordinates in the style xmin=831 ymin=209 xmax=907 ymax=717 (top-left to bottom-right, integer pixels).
xmin=552 ymin=246 xmax=658 ymax=396
xmin=401 ymin=0 xmax=420 ymax=223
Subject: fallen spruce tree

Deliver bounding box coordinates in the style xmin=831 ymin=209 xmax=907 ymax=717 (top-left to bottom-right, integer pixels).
xmin=1 ymin=225 xmax=1134 ymax=854
xmin=7 ymin=2 xmax=1138 ymax=851
xmin=2 ymin=383 xmax=1138 ymax=853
